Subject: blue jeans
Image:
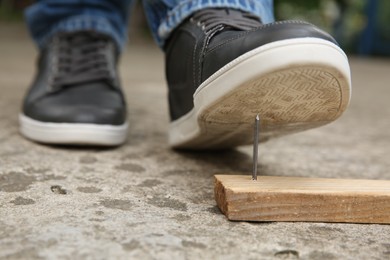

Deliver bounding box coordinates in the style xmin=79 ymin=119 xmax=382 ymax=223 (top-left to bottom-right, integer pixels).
xmin=25 ymin=0 xmax=274 ymax=50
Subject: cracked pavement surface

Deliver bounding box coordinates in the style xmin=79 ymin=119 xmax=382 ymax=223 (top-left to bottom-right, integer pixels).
xmin=0 ymin=23 xmax=389 ymax=259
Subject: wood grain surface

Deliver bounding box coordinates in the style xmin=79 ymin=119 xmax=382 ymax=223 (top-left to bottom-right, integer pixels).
xmin=215 ymin=175 xmax=390 ymax=223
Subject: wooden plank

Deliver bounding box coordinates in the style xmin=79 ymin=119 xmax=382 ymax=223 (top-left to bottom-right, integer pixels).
xmin=214 ymin=175 xmax=390 ymax=223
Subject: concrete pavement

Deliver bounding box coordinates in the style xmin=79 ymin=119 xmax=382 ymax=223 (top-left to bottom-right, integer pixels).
xmin=0 ymin=23 xmax=389 ymax=259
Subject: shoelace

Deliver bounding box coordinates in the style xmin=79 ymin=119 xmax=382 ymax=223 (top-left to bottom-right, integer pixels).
xmin=51 ymin=32 xmax=115 ymax=88
xmin=191 ymin=9 xmax=262 ymax=33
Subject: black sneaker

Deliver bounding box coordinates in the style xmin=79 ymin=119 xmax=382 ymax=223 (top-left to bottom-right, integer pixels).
xmin=20 ymin=31 xmax=128 ymax=146
xmin=165 ymin=8 xmax=351 ymax=149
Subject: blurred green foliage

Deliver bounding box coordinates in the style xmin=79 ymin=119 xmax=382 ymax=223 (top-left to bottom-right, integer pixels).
xmin=274 ymin=0 xmax=366 ymax=52
xmin=377 ymin=1 xmax=390 ymax=41
xmin=275 ymin=0 xmax=390 ymax=55
xmin=0 ymin=0 xmax=29 ymax=21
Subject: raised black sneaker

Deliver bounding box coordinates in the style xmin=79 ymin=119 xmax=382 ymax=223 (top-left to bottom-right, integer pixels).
xmin=165 ymin=8 xmax=351 ymax=149
xmin=20 ymin=31 xmax=128 ymax=146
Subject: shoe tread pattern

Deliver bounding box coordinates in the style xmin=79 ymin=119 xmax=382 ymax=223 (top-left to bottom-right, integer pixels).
xmin=179 ymin=65 xmax=350 ymax=149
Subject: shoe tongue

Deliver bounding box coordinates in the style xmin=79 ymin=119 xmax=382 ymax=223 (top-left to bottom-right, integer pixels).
xmin=206 ymin=30 xmax=246 ymax=51
xmin=193 ymin=8 xmax=262 ymax=33
xmin=193 ymin=9 xmax=262 ymax=50
xmin=65 ymin=31 xmax=103 ymax=45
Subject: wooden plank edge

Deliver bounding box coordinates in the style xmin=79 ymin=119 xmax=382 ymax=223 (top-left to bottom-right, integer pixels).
xmin=214 ymin=175 xmax=390 ymax=224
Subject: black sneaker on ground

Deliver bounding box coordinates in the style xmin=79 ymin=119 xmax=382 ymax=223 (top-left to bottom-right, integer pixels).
xmin=165 ymin=8 xmax=352 ymax=149
xmin=20 ymin=31 xmax=128 ymax=146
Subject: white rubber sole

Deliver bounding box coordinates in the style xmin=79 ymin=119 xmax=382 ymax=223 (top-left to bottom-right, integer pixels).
xmin=19 ymin=114 xmax=128 ymax=146
xmin=169 ymin=38 xmax=352 ymax=149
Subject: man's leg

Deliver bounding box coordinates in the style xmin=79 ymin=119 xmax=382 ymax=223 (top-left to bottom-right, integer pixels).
xmin=25 ymin=0 xmax=133 ymax=50
xmin=21 ymin=0 xmax=134 ymax=146
xmin=142 ymin=0 xmax=274 ymax=47
xmin=143 ymin=0 xmax=352 ymax=149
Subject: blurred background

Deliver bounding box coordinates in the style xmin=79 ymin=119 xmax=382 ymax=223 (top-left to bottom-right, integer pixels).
xmin=0 ymin=0 xmax=389 ymax=56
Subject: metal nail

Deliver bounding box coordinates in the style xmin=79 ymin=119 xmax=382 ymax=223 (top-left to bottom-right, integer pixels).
xmin=252 ymin=114 xmax=260 ymax=181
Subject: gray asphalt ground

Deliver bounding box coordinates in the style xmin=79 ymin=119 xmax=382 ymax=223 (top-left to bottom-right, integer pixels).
xmin=0 ymin=23 xmax=389 ymax=260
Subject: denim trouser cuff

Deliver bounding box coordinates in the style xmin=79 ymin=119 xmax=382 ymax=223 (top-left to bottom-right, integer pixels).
xmin=157 ymin=0 xmax=274 ymax=47
xmin=32 ymin=14 xmax=124 ymax=51
xmin=25 ymin=0 xmax=274 ymax=50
